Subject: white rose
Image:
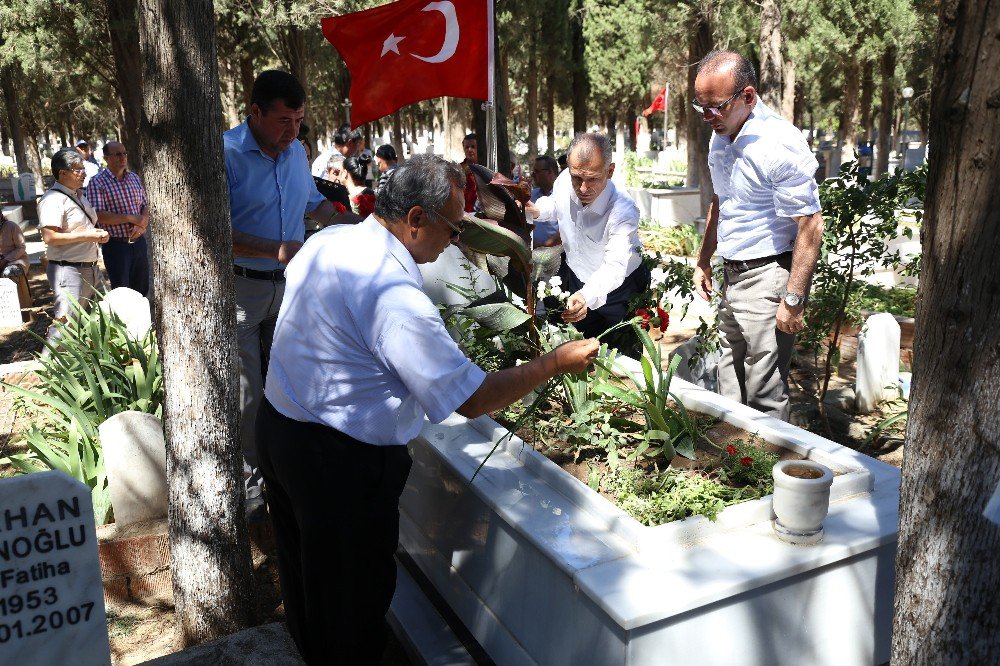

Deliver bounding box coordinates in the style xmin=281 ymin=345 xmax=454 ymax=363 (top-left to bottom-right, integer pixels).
xmin=549 ymin=276 xmax=562 ymax=287
xmin=550 ymin=285 xmax=563 ymax=297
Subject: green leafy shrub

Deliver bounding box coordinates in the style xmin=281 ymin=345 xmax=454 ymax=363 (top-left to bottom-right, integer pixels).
xmin=3 ymin=297 xmax=163 ymax=524
xmin=639 ymin=222 xmax=702 ymax=257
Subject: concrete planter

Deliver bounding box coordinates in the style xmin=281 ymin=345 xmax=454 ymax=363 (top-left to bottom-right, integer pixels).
xmin=401 ymin=361 xmax=900 ymax=665
xmin=626 ymin=187 xmax=702 ymax=226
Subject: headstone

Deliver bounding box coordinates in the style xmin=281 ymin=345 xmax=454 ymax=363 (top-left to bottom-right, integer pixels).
xmin=855 ymin=313 xmax=901 ymax=413
xmin=99 ymin=412 xmax=167 ymax=527
xmin=669 ymin=335 xmax=720 ymax=392
xmin=2 ymin=206 xmax=24 ymax=230
xmin=0 ymin=279 xmax=23 ymax=328
xmin=0 ymin=471 xmax=111 ymax=664
xmin=418 ymin=245 xmax=496 ymax=307
xmin=98 ymin=287 xmax=151 ymax=340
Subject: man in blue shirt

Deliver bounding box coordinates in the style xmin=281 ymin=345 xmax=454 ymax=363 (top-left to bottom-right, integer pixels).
xmin=224 ymin=70 xmax=352 ymax=503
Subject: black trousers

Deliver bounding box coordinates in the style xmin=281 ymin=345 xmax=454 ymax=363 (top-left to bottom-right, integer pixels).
xmin=256 ymin=399 xmax=413 ymax=665
xmin=548 ymin=259 xmax=652 ymax=358
xmin=100 ymin=236 xmax=150 ymax=296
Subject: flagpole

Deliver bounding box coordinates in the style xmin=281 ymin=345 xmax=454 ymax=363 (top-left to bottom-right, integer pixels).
xmin=484 ymin=0 xmax=497 ymax=172
xmin=663 ymin=83 xmax=669 ymax=149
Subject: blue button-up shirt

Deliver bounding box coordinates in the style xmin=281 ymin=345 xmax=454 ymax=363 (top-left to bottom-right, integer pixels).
xmin=223 ymin=120 xmax=325 ymax=271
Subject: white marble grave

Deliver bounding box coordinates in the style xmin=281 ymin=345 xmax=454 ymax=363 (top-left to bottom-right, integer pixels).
xmin=99 ymin=287 xmax=151 ymax=341
xmin=855 ymin=313 xmax=901 ymax=413
xmin=0 ymin=279 xmax=23 ymax=328
xmin=99 ymin=412 xmax=167 ymax=527
xmin=0 ymin=471 xmax=111 ymax=664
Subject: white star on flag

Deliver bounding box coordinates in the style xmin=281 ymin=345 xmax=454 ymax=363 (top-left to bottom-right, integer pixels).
xmin=381 ymin=33 xmax=405 ymax=57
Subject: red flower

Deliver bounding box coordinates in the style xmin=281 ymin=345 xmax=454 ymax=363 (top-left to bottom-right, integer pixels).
xmin=725 ymin=444 xmax=737 ymax=455
xmin=740 ymin=457 xmax=753 ymax=467
xmin=333 ymin=202 xmax=347 ymax=215
xmin=656 ymin=307 xmax=669 ymax=332
xmin=635 ymin=308 xmax=652 ymax=331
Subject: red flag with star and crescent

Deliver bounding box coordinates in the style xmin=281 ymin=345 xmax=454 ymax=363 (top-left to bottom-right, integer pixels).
xmin=322 ymin=0 xmax=494 ymax=128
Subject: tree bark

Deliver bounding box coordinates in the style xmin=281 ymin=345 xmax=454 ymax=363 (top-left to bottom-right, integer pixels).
xmin=781 ymin=57 xmax=796 ymax=120
xmin=858 ymin=59 xmax=874 ymax=143
xmin=758 ymin=0 xmax=783 ymax=111
xmin=526 ymin=28 xmax=539 ymax=165
xmin=685 ymin=2 xmax=713 ymax=216
xmin=570 ymin=0 xmax=587 ymax=134
xmin=0 ymin=66 xmax=28 ymax=174
xmin=835 ymin=55 xmax=860 ymax=170
xmin=391 ymin=109 xmax=404 ymax=162
xmin=136 ymin=0 xmax=254 ymax=647
xmin=105 ymin=0 xmax=145 ymax=174
xmin=890 ymin=0 xmax=1000 ymax=662
xmin=875 ymin=45 xmax=896 ymax=178
xmin=545 ymin=78 xmax=555 ymax=156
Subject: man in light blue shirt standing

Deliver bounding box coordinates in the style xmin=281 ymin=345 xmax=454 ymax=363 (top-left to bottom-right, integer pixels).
xmin=224 ymin=70 xmax=351 ymax=503
xmin=691 ymin=51 xmax=824 ymax=421
xmin=257 ymin=155 xmax=598 ymax=664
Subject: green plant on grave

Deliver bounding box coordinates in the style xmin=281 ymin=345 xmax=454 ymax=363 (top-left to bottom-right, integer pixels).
xmin=2 ymin=296 xmax=163 ymax=524
xmin=800 ymin=159 xmax=926 ymax=431
xmin=639 ymin=222 xmax=702 ymax=258
xmin=592 ymin=321 xmax=702 ymax=462
xmin=623 ymin=152 xmax=655 ymax=188
xmin=862 ymin=386 xmax=908 ymax=452
xmin=716 ymin=437 xmax=778 ymax=493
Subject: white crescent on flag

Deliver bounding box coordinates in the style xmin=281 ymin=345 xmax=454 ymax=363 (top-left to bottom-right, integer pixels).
xmin=411 ymin=1 xmax=459 ymax=63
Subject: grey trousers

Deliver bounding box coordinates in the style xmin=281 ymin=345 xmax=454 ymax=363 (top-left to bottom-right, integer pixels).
xmin=235 ymin=274 xmax=285 ymax=468
xmin=45 ymin=263 xmax=103 ymax=345
xmin=717 ymin=259 xmax=795 ymax=421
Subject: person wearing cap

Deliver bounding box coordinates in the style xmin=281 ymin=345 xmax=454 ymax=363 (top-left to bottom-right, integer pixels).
xmin=374 ymin=144 xmax=398 ymax=193
xmin=257 ymin=154 xmax=599 ymax=664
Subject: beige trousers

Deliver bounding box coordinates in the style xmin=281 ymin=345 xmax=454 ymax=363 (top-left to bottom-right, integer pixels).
xmin=717 ymin=258 xmax=795 ymax=421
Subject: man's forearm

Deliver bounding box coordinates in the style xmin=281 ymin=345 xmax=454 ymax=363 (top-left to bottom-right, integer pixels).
xmin=96 ymin=211 xmax=139 ymax=228
xmin=232 ymin=230 xmax=283 ymax=259
xmin=307 ymin=200 xmax=361 ymax=227
xmin=787 ymin=212 xmax=824 ymax=295
xmin=457 ymin=352 xmax=561 ymax=418
xmin=698 ymin=197 xmax=720 ymax=265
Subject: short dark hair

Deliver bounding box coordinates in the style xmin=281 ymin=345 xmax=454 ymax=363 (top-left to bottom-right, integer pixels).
xmin=334 ymin=124 xmax=362 ymax=147
xmin=375 ymin=155 xmax=464 ymax=222
xmin=534 ymin=155 xmax=558 ymax=173
xmin=463 ymin=133 xmax=477 ymax=143
xmin=375 ymin=144 xmax=397 ymax=161
xmin=250 ymin=70 xmax=305 ymax=113
xmin=697 ymin=50 xmax=757 ymax=91
xmin=568 ymin=133 xmax=613 ymax=168
xmin=51 ymin=148 xmax=83 ymax=179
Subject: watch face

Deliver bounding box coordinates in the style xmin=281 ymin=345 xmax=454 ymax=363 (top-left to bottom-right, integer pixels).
xmin=784 ymin=292 xmax=802 ymax=307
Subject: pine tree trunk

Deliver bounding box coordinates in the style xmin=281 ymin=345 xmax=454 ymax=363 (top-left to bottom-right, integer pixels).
xmin=890 ymin=0 xmax=1000 ymax=661
xmin=858 ymin=60 xmax=874 ymax=143
xmin=526 ymin=29 xmax=539 ymax=165
xmin=836 ymin=55 xmax=860 ymax=168
xmin=875 ymin=45 xmax=896 ymax=178
xmin=781 ymin=57 xmax=796 ymax=121
xmin=105 ymin=0 xmax=144 ymax=174
xmin=570 ymin=0 xmax=587 ymax=134
xmin=685 ymin=2 xmax=713 ymax=216
xmin=0 ymin=66 xmax=28 ymax=174
xmin=758 ymin=0 xmax=783 ymax=110
xmin=136 ymin=0 xmax=255 ymax=647
xmin=545 ymin=79 xmax=555 ymax=156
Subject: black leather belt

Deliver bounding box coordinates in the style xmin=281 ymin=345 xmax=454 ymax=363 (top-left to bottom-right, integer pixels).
xmin=49 ymin=259 xmax=98 ymax=268
xmin=723 ymin=251 xmax=792 ymax=273
xmin=233 ymin=265 xmax=285 ymax=281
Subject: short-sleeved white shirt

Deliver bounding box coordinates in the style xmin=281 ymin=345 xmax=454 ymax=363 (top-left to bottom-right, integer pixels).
xmin=265 ymin=216 xmax=487 ymax=446
xmin=533 ymin=170 xmax=643 ymax=309
xmin=709 ymin=100 xmax=821 ymax=260
xmin=38 ymin=183 xmax=101 ymax=263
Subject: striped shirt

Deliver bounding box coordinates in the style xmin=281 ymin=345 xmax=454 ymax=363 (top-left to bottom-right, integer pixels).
xmin=708 ymin=100 xmax=821 ymax=261
xmin=87 ymin=168 xmax=147 ymax=239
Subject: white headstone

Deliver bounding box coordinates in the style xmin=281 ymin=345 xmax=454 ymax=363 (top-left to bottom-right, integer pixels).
xmin=418 ymin=245 xmax=496 ymax=307
xmin=98 ymin=287 xmax=151 ymax=340
xmin=0 ymin=279 xmax=23 ymax=328
xmin=99 ymin=412 xmax=167 ymax=527
xmin=855 ymin=313 xmax=901 ymax=413
xmin=0 ymin=471 xmax=111 ymax=663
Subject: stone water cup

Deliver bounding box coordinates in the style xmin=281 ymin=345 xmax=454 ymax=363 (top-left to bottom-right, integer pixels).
xmin=772 ymin=460 xmax=834 ymax=545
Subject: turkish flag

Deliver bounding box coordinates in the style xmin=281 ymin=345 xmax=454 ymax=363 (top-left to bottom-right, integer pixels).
xmin=323 ymin=0 xmax=494 ymax=128
xmin=642 ymin=85 xmax=668 ymax=117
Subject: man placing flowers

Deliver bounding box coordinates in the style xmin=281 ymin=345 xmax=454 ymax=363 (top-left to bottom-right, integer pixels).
xmin=256 ymin=155 xmax=599 ymax=665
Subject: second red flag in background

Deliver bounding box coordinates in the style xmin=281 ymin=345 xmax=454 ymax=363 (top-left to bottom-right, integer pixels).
xmin=323 ymin=0 xmax=494 ymax=128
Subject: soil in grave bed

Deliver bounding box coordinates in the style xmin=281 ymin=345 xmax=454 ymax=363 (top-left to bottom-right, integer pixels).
xmin=499 ymin=404 xmax=809 ymax=526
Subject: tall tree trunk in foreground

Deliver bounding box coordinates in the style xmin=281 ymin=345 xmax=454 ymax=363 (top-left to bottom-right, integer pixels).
xmin=875 ymin=44 xmax=896 ymax=178
xmin=890 ymin=0 xmax=1000 ymax=662
xmin=137 ymin=0 xmax=254 ymax=647
xmin=758 ymin=0 xmax=783 ymax=111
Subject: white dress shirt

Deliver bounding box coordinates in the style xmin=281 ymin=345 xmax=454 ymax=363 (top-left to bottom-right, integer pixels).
xmin=38 ymin=183 xmax=101 ymax=263
xmin=709 ymin=100 xmax=821 ymax=261
xmin=533 ymin=170 xmax=643 ymax=309
xmin=265 ymin=216 xmax=487 ymax=446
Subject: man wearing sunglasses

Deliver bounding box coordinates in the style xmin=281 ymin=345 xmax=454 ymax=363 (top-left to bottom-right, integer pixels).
xmin=256 ymin=154 xmax=599 ymax=664
xmin=691 ymin=50 xmax=824 ymax=422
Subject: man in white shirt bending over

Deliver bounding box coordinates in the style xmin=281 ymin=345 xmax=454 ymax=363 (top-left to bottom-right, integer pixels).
xmin=526 ymin=132 xmax=650 ymax=355
xmin=691 ymin=50 xmax=824 ymax=421
xmin=257 ymin=154 xmax=598 ymax=664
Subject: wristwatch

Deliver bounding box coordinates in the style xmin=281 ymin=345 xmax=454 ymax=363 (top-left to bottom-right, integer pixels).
xmin=783 ymin=291 xmax=805 ymax=308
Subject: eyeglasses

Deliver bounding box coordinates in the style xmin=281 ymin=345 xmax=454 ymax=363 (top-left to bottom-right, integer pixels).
xmin=67 ymin=167 xmax=86 ymax=174
xmin=691 ymin=89 xmax=744 ymax=116
xmin=425 ymin=209 xmax=465 ymax=239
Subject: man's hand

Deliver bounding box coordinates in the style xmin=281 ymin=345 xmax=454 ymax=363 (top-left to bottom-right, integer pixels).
xmin=693 ymin=262 xmax=714 ymax=301
xmin=128 ymin=224 xmax=146 ymax=241
xmin=562 ymin=292 xmax=588 ymax=323
xmin=523 ymin=201 xmax=540 ymax=220
xmin=277 ymin=240 xmax=303 ymax=265
xmin=552 ymin=338 xmax=600 ymax=374
xmin=92 ymin=228 xmax=110 ymax=244
xmin=775 ymin=301 xmax=805 ymax=334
